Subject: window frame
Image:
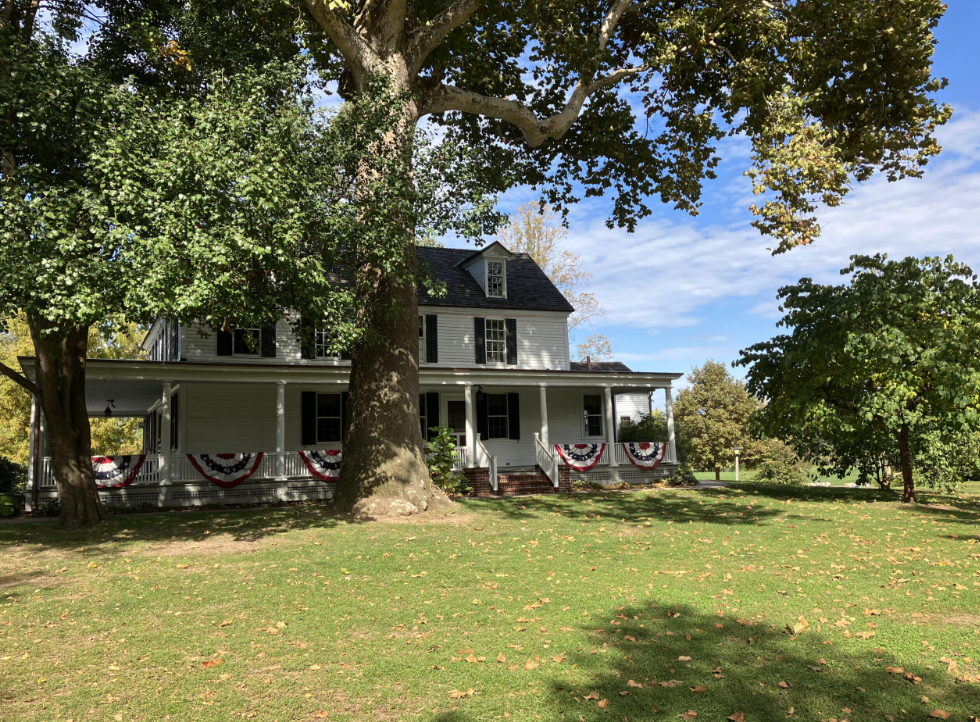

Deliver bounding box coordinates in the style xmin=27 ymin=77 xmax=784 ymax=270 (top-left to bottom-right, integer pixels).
xmin=418 ymin=393 xmax=427 ymax=438
xmin=486 ymin=392 xmax=509 ymax=439
xmin=314 ymin=327 xmax=341 ymax=359
xmin=233 ymin=327 xmax=262 ymax=356
xmin=486 ymin=260 xmax=506 ymax=298
xmin=316 ymin=392 xmax=343 ymax=443
xmin=582 ymin=393 xmax=605 ymax=439
xmin=418 ymin=315 xmax=426 ymax=362
xmin=485 ymin=318 xmax=506 ymax=363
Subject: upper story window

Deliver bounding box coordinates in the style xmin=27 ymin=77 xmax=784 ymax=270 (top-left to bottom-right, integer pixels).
xmin=583 ymin=394 xmax=604 ymax=438
xmin=485 ymin=319 xmax=506 ymax=362
xmin=234 ymin=327 xmax=261 ymax=355
xmin=486 ymin=260 xmax=505 ymax=298
xmin=315 ymin=328 xmax=340 ymax=359
xmin=418 ymin=316 xmax=425 ymax=360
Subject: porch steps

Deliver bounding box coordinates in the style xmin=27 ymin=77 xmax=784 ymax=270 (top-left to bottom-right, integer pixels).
xmin=495 ymin=472 xmax=557 ymax=496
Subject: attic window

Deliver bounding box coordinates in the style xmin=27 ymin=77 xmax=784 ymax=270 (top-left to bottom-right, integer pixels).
xmin=487 ymin=260 xmax=505 ymax=298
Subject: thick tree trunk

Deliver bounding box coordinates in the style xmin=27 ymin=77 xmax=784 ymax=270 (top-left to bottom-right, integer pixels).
xmin=333 ymin=254 xmax=453 ymax=519
xmin=332 ymin=57 xmax=452 ymax=519
xmin=27 ymin=318 xmax=105 ymax=527
xmin=896 ymin=424 xmax=916 ymax=503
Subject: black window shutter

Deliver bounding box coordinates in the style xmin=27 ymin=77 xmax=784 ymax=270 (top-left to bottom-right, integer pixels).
xmin=507 ymin=392 xmax=520 ymax=440
xmin=261 ymin=322 xmax=277 ymax=357
xmin=299 ymin=313 xmax=314 ymax=359
xmin=341 ymin=391 xmax=350 ymax=444
xmin=505 ymin=318 xmax=518 ymax=365
xmin=426 ymin=392 xmax=440 ymax=440
xmin=301 ymin=391 xmax=317 ymax=446
xmin=425 ymin=314 xmax=438 ymax=363
xmin=474 ymin=317 xmax=486 ymax=364
xmin=216 ymin=330 xmax=233 ymax=356
xmin=476 ymin=391 xmax=488 ymax=440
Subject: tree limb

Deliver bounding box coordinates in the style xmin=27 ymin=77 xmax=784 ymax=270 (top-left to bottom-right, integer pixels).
xmin=303 ymin=0 xmax=379 ymax=78
xmin=421 ymin=65 xmax=647 ymax=147
xmin=0 ymin=358 xmax=39 ymax=397
xmin=408 ymin=0 xmax=482 ymax=74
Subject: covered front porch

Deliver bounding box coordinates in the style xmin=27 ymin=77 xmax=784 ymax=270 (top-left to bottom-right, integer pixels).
xmin=22 ymin=359 xmax=680 ymax=509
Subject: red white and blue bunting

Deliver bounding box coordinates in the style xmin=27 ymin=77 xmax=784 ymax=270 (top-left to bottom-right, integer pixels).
xmin=556 ymin=443 xmax=606 ymax=471
xmin=298 ymin=450 xmax=342 ymax=481
xmin=621 ymin=442 xmax=666 ymax=470
xmin=187 ymin=453 xmax=264 ymax=488
xmin=92 ymin=455 xmax=146 ymax=490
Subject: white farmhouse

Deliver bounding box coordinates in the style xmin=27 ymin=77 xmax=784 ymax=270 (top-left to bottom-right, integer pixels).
xmin=23 ymin=243 xmax=680 ymax=508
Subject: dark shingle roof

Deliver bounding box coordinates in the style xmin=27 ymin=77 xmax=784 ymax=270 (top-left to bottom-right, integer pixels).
xmin=416 ymin=246 xmax=574 ymax=313
xmin=569 ymin=361 xmax=634 ymax=373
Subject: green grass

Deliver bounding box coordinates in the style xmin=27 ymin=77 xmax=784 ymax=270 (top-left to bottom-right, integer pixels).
xmin=693 ymin=470 xmax=863 ymax=486
xmin=2 ymin=484 xmax=979 ymax=722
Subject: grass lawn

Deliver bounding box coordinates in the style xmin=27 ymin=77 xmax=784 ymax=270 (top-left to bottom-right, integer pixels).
xmin=2 ymin=484 xmax=979 ymax=722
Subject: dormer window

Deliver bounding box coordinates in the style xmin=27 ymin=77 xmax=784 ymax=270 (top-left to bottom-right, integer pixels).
xmin=487 ymin=260 xmax=505 ymax=298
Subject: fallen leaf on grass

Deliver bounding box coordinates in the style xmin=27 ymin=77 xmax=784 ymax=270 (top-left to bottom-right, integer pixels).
xmin=678 ymin=711 xmax=697 ymax=720
xmin=690 ymin=686 xmax=706 ymax=692
xmin=598 ymin=699 xmax=609 ymax=709
xmin=584 ymin=691 xmax=599 ymax=701
xmin=219 ymin=620 xmax=233 ymax=628
xmin=628 ymin=680 xmax=643 ymax=688
xmin=313 ymin=711 xmax=329 ymax=718
xmin=787 ymin=618 xmax=809 ymax=635
xmin=728 ymin=713 xmax=745 ymax=722
xmin=678 ymin=655 xmax=692 ymax=662
xmin=524 ymin=660 xmax=539 ymax=670
xmin=855 ymin=631 xmax=875 ymax=639
xmin=778 ymin=681 xmax=789 ymax=689
xmin=497 ymin=653 xmax=506 ymax=663
xmin=449 ymin=688 xmax=475 ymax=699
xmin=786 ymin=707 xmax=794 ymax=717
xmin=929 ymin=712 xmax=950 ymax=720
xmin=202 ymin=660 xmax=223 ymax=669
xmin=309 ymin=664 xmax=321 ymax=670
xmin=885 ymin=666 xmax=904 ymax=674
xmin=660 ymin=680 xmax=684 ymax=688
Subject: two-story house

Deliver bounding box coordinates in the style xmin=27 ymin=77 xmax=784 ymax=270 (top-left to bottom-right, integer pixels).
xmin=22 ymin=243 xmax=681 ymax=509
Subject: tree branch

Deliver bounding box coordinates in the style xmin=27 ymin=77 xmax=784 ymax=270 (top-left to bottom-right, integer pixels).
xmin=303 ymin=0 xmax=379 ymax=78
xmin=408 ymin=0 xmax=482 ymax=74
xmin=0 ymin=358 xmax=39 ymax=397
xmin=421 ymin=65 xmax=646 ymax=147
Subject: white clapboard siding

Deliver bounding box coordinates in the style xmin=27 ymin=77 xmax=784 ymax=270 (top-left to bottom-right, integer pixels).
xmin=544 ymin=386 xmax=611 ymax=444
xmin=421 ymin=308 xmax=570 ymax=370
xmin=183 ymin=382 xmax=277 ymax=452
xmin=614 ymin=393 xmax=651 ymax=424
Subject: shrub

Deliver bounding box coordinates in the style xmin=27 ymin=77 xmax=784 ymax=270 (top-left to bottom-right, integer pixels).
xmin=670 ymin=466 xmax=699 ymax=486
xmin=426 ymin=426 xmax=471 ymax=495
xmin=571 ymin=478 xmax=604 ymax=491
xmin=0 ymin=456 xmax=27 ymax=495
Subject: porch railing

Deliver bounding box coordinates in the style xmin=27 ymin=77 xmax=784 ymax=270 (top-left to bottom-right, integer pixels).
xmin=553 ymin=441 xmax=672 ymax=469
xmin=533 ymin=433 xmax=559 ymax=487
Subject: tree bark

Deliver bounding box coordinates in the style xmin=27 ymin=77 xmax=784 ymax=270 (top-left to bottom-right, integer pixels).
xmin=27 ymin=317 xmax=105 ymax=527
xmin=896 ymin=424 xmax=916 ymax=503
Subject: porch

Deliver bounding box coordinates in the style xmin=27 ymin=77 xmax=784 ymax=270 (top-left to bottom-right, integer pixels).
xmin=22 ymin=358 xmax=681 ymax=509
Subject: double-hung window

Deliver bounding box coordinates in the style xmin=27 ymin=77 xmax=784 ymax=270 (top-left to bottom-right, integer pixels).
xmin=418 ymin=316 xmax=426 ymax=361
xmin=486 ymin=261 xmax=505 ymax=298
xmin=485 ymin=319 xmax=506 ymax=362
xmin=583 ymin=394 xmax=604 ymax=438
xmin=317 ymin=393 xmax=342 ymax=443
xmin=314 ymin=328 xmax=340 ymax=359
xmin=233 ymin=327 xmax=261 ymax=355
xmin=487 ymin=393 xmax=509 ymax=439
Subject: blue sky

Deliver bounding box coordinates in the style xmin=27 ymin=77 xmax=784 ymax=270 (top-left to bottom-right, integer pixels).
xmin=447 ymin=2 xmax=980 ymax=385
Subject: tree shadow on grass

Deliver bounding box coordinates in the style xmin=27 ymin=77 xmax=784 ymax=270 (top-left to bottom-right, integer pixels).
xmin=460 ymin=490 xmax=784 ymax=527
xmin=435 ymin=600 xmax=977 ymax=722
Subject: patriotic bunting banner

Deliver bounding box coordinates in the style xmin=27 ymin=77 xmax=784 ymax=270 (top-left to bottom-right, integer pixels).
xmin=556 ymin=443 xmax=606 ymax=471
xmin=187 ymin=453 xmax=264 ymax=488
xmin=621 ymin=442 xmax=666 ymax=470
xmin=92 ymin=455 xmax=146 ymax=490
xmin=298 ymin=450 xmax=342 ymax=480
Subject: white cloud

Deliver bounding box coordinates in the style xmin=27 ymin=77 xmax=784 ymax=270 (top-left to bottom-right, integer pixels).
xmin=559 ymin=110 xmax=980 ymax=331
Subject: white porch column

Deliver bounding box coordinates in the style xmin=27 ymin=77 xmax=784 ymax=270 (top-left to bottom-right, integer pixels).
xmin=26 ymin=397 xmax=37 ymax=495
xmin=276 ymin=380 xmax=287 ymax=480
xmin=464 ymin=384 xmax=476 ymax=468
xmin=538 ymin=384 xmax=549 ymax=448
xmin=160 ymin=381 xmax=172 ymax=485
xmin=604 ymin=386 xmax=618 ymax=466
xmin=664 ymin=386 xmax=677 ymax=463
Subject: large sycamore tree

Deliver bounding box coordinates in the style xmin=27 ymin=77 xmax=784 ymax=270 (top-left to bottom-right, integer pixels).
xmin=284 ymin=0 xmax=950 ymax=516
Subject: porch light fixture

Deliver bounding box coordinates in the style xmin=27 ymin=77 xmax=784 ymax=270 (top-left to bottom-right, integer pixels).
xmin=104 ymin=400 xmax=116 ymax=418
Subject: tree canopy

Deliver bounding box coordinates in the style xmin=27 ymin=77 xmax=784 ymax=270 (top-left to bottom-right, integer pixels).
xmin=737 ymin=255 xmax=980 ymax=502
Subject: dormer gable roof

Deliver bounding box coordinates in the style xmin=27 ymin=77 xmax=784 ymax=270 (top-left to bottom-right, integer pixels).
xmin=454 ymin=240 xmax=513 ymax=268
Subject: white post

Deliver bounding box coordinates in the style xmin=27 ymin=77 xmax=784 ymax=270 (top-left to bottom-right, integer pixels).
xmin=735 ymin=452 xmax=740 ymax=482
xmin=160 ymin=381 xmax=172 ymax=485
xmin=538 ymin=384 xmax=549 ymax=448
xmin=276 ymin=380 xmax=286 ymax=480
xmin=604 ymin=386 xmax=618 ymax=466
xmin=27 ymin=396 xmax=37 ymax=492
xmin=464 ymin=384 xmax=476 ymax=468
xmin=665 ymin=386 xmax=677 ymax=464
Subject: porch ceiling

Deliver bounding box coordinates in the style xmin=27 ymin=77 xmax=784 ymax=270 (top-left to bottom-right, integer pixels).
xmin=85 ymin=378 xmax=162 ymax=417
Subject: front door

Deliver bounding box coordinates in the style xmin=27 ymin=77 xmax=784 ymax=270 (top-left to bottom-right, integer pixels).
xmin=446 ymin=399 xmax=467 ymax=449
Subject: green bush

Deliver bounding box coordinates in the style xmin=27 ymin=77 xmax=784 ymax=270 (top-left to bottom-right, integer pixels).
xmin=0 ymin=456 xmax=27 ymax=495
xmin=670 ymin=466 xmax=699 ymax=486
xmin=426 ymin=426 xmax=471 ymax=496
